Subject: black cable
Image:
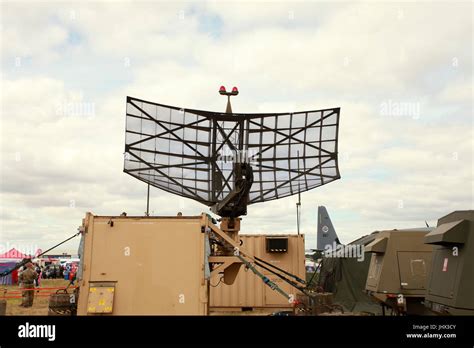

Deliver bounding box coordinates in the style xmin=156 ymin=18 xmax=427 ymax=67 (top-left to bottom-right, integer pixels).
xmin=36 ymin=231 xmax=81 ymax=259
xmin=253 ymin=260 xmax=310 ymax=296
xmin=307 ymin=260 xmax=322 ymax=287
xmin=254 ymin=256 xmax=306 ymax=285
xmin=211 ymin=233 xmax=310 ymax=295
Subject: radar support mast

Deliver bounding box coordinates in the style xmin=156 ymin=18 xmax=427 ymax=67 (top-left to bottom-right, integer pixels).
xmin=214 ymin=85 xmax=251 ymax=242
xmin=212 ymin=86 xmax=253 ymax=219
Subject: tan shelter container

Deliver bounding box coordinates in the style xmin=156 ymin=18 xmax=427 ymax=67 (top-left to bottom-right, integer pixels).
xmin=210 ymin=234 xmax=305 ymax=311
xmin=77 ymin=213 xmax=210 ymax=315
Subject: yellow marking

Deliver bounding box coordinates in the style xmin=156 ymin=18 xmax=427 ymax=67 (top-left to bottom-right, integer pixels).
xmin=89 ymin=287 xmax=96 ymax=292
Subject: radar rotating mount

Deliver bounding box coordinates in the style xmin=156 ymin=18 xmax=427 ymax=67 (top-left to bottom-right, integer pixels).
xmin=124 ymin=87 xmax=341 ymax=243
xmin=212 ymin=86 xmax=252 ymax=235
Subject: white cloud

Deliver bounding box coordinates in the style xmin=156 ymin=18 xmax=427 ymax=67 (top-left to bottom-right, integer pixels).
xmin=438 ymin=78 xmax=472 ymax=103
xmin=0 ymin=1 xmax=472 ymax=253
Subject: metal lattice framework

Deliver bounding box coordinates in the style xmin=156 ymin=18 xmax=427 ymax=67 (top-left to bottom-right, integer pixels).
xmin=124 ymin=96 xmax=340 ymax=209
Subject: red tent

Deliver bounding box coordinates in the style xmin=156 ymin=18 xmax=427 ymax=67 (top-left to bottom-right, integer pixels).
xmin=0 ymin=248 xmax=43 ymax=285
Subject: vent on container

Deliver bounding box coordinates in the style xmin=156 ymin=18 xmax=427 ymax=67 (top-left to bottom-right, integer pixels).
xmin=266 ymin=238 xmax=288 ymax=253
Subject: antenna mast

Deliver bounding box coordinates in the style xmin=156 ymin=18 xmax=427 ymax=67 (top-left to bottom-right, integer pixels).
xmin=146 ymin=183 xmax=150 ymax=216
xmin=296 ymin=151 xmax=301 ymax=235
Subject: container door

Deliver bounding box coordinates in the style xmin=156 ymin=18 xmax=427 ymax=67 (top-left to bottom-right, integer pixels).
xmin=366 ymin=255 xmax=383 ymax=289
xmin=427 ymin=248 xmax=459 ymax=299
xmin=397 ymin=251 xmax=431 ymax=290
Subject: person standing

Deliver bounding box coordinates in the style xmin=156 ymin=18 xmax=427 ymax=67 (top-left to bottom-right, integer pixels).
xmin=34 ymin=264 xmax=41 ymax=287
xmin=37 ymin=266 xmax=43 ymax=287
xmin=18 ymin=262 xmax=38 ymax=307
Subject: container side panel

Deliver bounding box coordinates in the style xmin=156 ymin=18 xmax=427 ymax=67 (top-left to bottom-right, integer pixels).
xmin=210 ymin=234 xmax=305 ymax=309
xmin=78 ymin=216 xmax=205 ymax=315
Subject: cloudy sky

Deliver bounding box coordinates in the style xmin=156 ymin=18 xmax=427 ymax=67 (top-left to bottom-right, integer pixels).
xmin=0 ymin=1 xmax=472 ymax=255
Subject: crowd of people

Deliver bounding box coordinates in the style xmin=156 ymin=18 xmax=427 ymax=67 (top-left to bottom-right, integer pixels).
xmin=18 ymin=263 xmax=77 ymax=287
xmin=41 ymin=264 xmax=66 ymax=280
xmin=20 ymin=264 xmax=66 ymax=286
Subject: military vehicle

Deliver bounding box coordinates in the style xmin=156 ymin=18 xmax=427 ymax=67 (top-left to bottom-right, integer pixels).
xmin=365 ymin=230 xmax=433 ymax=315
xmin=424 ymin=210 xmax=474 ymax=315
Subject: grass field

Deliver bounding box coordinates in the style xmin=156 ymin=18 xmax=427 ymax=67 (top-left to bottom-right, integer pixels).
xmin=1 ymin=279 xmax=71 ymax=316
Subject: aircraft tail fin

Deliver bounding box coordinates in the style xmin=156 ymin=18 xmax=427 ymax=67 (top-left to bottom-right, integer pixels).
xmin=317 ymin=206 xmax=341 ymax=250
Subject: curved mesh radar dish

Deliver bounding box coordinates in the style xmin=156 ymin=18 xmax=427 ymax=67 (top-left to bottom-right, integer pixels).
xmin=124 ymin=96 xmax=340 ymax=213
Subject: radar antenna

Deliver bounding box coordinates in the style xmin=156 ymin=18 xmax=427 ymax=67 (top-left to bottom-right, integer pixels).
xmin=124 ymin=88 xmax=341 ymax=234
